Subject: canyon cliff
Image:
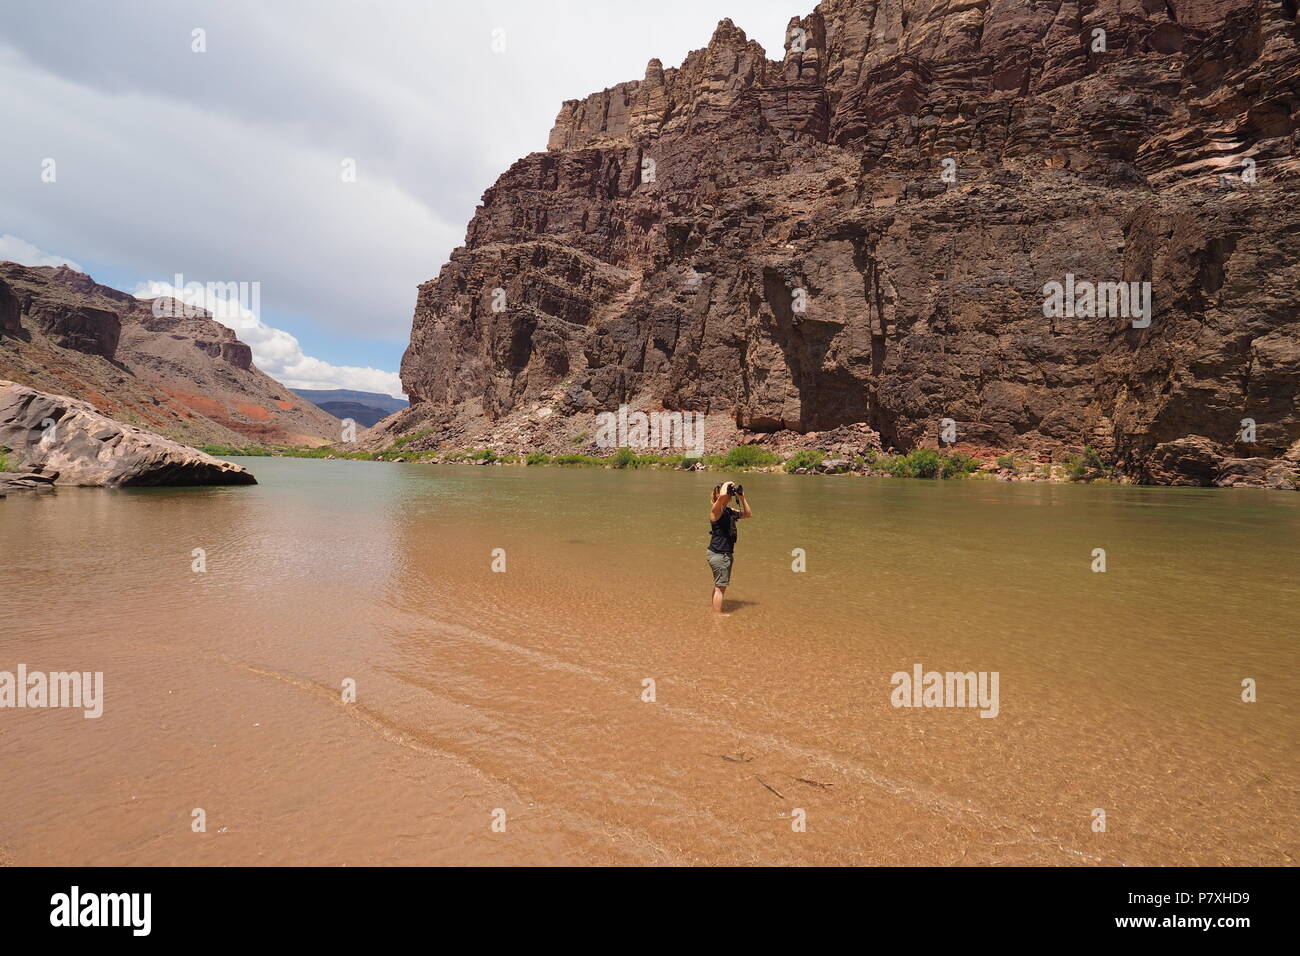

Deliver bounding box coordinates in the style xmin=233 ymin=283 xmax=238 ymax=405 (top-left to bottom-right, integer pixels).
xmin=385 ymin=0 xmax=1300 ymax=486
xmin=0 ymin=263 xmax=340 ymax=447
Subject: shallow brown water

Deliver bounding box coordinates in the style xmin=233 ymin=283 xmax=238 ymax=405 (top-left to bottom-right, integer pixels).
xmin=1 ymin=459 xmax=1296 ymax=865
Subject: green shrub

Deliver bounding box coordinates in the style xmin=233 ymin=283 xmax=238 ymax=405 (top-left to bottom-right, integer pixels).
xmin=635 ymin=453 xmax=689 ymax=467
xmin=570 ymin=432 xmax=588 ymax=445
xmin=469 ymin=448 xmax=497 ymax=462
xmin=552 ymin=453 xmax=602 ymax=466
xmin=200 ymin=444 xmax=272 ymax=458
xmin=526 ymin=452 xmax=552 ymax=465
xmin=612 ymin=446 xmax=637 ymax=469
xmin=875 ymin=448 xmax=972 ymax=479
xmin=722 ymin=445 xmax=780 ymax=468
xmin=1064 ymin=446 xmax=1110 ymax=482
xmin=940 ymin=451 xmax=978 ymax=478
xmin=390 ymin=428 xmax=433 ymax=450
xmin=201 ymin=444 xmax=388 ymax=460
xmin=0 ymin=447 xmax=13 ymax=472
xmin=784 ymin=449 xmax=825 ymax=473
xmin=906 ymin=448 xmax=943 ymax=478
xmin=876 ymin=454 xmax=909 ymax=477
xmin=995 ymin=454 xmax=1019 ymax=471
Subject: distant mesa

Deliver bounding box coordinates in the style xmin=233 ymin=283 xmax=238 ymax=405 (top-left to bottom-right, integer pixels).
xmin=290 ymin=388 xmax=408 ymax=428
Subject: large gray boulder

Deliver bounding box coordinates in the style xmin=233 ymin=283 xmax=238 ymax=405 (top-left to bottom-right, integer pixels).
xmin=0 ymin=380 xmax=256 ymax=487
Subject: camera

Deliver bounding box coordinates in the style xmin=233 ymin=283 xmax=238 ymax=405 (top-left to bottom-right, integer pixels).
xmin=731 ymin=484 xmax=743 ymax=496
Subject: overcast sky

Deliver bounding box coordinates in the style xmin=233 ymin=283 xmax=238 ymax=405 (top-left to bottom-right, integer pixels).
xmin=0 ymin=0 xmax=798 ymax=397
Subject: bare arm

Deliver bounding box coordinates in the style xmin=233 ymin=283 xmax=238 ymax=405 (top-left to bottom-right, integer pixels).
xmin=710 ymin=492 xmax=731 ymax=521
xmin=737 ymin=492 xmax=752 ymax=519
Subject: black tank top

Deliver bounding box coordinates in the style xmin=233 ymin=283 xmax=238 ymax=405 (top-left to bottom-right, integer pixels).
xmin=709 ymin=507 xmax=739 ymax=553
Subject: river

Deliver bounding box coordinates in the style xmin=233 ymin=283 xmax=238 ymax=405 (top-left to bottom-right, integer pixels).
xmin=1 ymin=458 xmax=1295 ymax=865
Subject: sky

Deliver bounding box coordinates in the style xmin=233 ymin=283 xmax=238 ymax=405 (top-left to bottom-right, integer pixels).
xmin=0 ymin=0 xmax=799 ymax=398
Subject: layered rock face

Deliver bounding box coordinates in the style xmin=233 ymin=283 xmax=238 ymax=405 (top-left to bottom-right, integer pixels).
xmin=0 ymin=279 xmax=23 ymax=336
xmin=25 ymin=298 xmax=121 ymax=358
xmin=0 ymin=264 xmax=339 ymax=447
xmin=396 ymin=0 xmax=1300 ymax=485
xmin=0 ymin=381 xmax=256 ymax=487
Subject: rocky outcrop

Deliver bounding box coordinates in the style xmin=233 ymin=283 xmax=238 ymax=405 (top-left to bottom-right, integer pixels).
xmin=395 ymin=0 xmax=1300 ymax=486
xmin=0 ymin=279 xmax=20 ymax=336
xmin=26 ymin=299 xmax=121 ymax=357
xmin=1148 ymin=434 xmax=1300 ymax=488
xmin=0 ymin=263 xmax=339 ymax=447
xmin=0 ymin=471 xmax=56 ymax=494
xmin=0 ymin=380 xmax=256 ymax=487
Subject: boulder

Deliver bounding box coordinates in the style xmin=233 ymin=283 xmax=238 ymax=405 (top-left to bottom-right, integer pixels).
xmin=816 ymin=457 xmax=853 ymax=474
xmin=1216 ymin=457 xmax=1300 ymax=491
xmin=1148 ymin=435 xmax=1299 ymax=490
xmin=0 ymin=380 xmax=256 ymax=487
xmin=1147 ymin=437 xmax=1226 ymax=487
xmin=0 ymin=471 xmax=57 ymax=493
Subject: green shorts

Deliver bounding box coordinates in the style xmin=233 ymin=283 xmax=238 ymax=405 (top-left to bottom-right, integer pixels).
xmin=706 ymin=550 xmax=733 ymax=588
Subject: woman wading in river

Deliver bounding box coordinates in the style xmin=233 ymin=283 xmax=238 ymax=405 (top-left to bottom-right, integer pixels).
xmin=707 ymin=481 xmax=751 ymax=613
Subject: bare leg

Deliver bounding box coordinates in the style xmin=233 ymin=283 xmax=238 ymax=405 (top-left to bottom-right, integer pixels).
xmin=712 ymin=586 xmax=726 ymax=613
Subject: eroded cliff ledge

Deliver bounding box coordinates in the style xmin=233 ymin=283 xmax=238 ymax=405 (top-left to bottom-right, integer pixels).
xmin=0 ymin=264 xmax=340 ymax=447
xmin=388 ymin=0 xmax=1300 ymax=485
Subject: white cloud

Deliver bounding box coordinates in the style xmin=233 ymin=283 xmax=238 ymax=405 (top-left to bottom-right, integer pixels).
xmin=0 ymin=46 xmax=460 ymax=345
xmin=0 ymin=234 xmax=82 ymax=270
xmin=132 ymin=279 xmax=405 ymax=398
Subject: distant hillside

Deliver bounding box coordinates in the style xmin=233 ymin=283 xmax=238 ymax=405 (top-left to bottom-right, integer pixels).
xmin=0 ymin=262 xmax=339 ymax=447
xmin=291 ymin=388 xmax=408 ymax=427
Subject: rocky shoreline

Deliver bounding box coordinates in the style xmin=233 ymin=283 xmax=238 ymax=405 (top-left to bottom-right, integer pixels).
xmin=348 ymin=406 xmax=1299 ymax=489
xmin=267 ymin=429 xmax=1296 ymax=491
